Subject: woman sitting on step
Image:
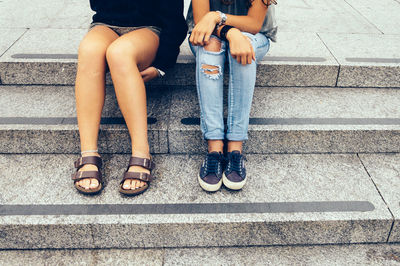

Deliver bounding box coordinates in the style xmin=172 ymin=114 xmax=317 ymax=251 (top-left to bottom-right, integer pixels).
xmin=187 ymin=0 xmax=277 ymax=192
xmin=71 ymin=0 xmax=187 ymax=195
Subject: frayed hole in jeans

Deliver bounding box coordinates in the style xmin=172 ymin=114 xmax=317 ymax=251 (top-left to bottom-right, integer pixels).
xmin=201 ymin=64 xmax=222 ymax=80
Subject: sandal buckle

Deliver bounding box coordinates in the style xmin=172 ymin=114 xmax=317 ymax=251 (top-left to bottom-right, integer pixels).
xmin=74 ymin=157 xmax=83 ymax=168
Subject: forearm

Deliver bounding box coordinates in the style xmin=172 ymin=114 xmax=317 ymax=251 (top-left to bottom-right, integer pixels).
xmin=223 ymin=15 xmax=264 ymax=35
xmin=192 ymin=0 xmax=211 ymax=24
xmin=194 ymin=0 xmax=269 ymax=35
xmin=196 ymin=12 xmax=265 ymax=35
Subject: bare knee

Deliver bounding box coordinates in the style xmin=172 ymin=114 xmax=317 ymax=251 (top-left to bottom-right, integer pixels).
xmin=204 ymin=38 xmax=222 ymax=53
xmin=78 ymin=37 xmax=109 ymax=60
xmin=77 ymin=40 xmax=109 ymax=75
xmin=199 ymin=38 xmax=223 ymax=78
xmin=106 ymin=40 xmax=139 ymax=70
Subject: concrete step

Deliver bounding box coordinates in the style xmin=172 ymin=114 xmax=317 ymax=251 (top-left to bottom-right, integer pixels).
xmin=0 ymin=85 xmax=169 ymax=154
xmin=1 ymin=244 xmax=400 ymax=265
xmin=0 ymin=153 xmax=398 ymax=249
xmin=1 ymin=85 xmax=400 ymax=154
xmin=1 ymin=29 xmax=400 ymax=87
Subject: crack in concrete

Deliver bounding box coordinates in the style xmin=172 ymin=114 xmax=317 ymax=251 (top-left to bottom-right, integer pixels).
xmin=343 ymin=0 xmax=384 ymax=34
xmin=357 ymin=153 xmax=395 ymax=243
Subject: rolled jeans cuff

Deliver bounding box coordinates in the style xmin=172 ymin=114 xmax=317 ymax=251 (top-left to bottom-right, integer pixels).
xmin=225 ymin=132 xmax=248 ymax=141
xmin=204 ymin=131 xmax=225 ymax=140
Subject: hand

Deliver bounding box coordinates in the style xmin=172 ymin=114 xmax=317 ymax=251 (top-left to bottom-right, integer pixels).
xmin=189 ymin=11 xmax=220 ymax=46
xmin=140 ymin=66 xmax=159 ymax=82
xmin=226 ymin=28 xmax=255 ymax=65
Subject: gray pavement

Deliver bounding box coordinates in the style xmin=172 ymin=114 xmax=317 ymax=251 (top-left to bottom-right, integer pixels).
xmin=360 ymin=154 xmax=400 ymax=242
xmin=1 ymin=85 xmax=400 ymax=154
xmin=0 ymin=153 xmax=394 ymax=248
xmin=1 ymin=0 xmax=400 ymax=87
xmin=1 ymin=244 xmax=400 ymax=265
xmin=168 ymin=85 xmax=400 ymax=153
xmin=0 ymin=0 xmax=400 ymax=256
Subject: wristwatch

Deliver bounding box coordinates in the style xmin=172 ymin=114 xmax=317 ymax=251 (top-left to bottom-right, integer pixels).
xmin=156 ymin=68 xmax=165 ymax=78
xmin=216 ymin=11 xmax=227 ymax=26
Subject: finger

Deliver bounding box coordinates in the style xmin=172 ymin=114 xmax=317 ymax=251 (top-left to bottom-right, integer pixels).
xmin=191 ymin=32 xmax=197 ymax=45
xmin=191 ymin=31 xmax=198 ymax=45
xmin=139 ymin=69 xmax=150 ymax=77
xmin=204 ymin=32 xmax=212 ymax=45
xmin=241 ymin=54 xmax=247 ymax=65
xmin=139 ymin=69 xmax=147 ymax=76
xmin=196 ymin=33 xmax=204 ymax=46
xmin=247 ymin=54 xmax=252 ymax=65
xmin=236 ymin=55 xmax=242 ymax=64
xmin=197 ymin=31 xmax=206 ymax=46
xmin=192 ymin=30 xmax=201 ymax=45
xmin=142 ymin=75 xmax=149 ymax=83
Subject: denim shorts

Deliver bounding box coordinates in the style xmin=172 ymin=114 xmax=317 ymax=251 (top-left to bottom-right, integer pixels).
xmin=89 ymin=22 xmax=161 ymax=37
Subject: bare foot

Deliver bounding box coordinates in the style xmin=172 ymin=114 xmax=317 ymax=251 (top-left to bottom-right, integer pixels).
xmin=76 ymin=152 xmax=101 ymax=190
xmin=122 ymin=152 xmax=150 ymax=190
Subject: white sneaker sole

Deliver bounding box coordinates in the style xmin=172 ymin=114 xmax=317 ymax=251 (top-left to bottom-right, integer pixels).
xmin=222 ymin=172 xmax=246 ymax=190
xmin=198 ymin=175 xmax=222 ymax=192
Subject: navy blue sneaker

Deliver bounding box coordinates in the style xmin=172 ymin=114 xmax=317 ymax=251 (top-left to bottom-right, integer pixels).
xmin=198 ymin=152 xmax=224 ymax=192
xmin=223 ymin=150 xmax=247 ymax=190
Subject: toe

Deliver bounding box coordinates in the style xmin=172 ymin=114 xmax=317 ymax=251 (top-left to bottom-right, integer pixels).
xmin=82 ymin=178 xmax=91 ymax=190
xmin=78 ymin=180 xmax=85 ymax=188
xmin=123 ymin=180 xmax=131 ymax=190
xmin=131 ymin=180 xmax=137 ymax=190
xmin=90 ymin=179 xmax=99 ymax=189
xmin=138 ymin=180 xmax=145 ymax=188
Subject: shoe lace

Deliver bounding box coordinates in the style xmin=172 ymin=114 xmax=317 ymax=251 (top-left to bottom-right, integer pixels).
xmin=205 ymin=154 xmax=221 ymax=174
xmin=229 ymin=153 xmax=242 ymax=173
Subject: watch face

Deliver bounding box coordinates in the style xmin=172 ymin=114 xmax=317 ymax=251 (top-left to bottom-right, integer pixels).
xmin=222 ymin=13 xmax=227 ymax=23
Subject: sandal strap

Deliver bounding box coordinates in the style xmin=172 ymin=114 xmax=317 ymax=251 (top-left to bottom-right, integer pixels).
xmin=122 ymin=171 xmax=153 ymax=183
xmin=74 ymin=156 xmax=102 ymax=170
xmin=128 ymin=156 xmax=155 ymax=170
xmin=71 ymin=171 xmax=102 ymax=182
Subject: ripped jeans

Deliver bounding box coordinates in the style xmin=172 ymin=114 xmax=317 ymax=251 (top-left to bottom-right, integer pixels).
xmin=189 ymin=32 xmax=270 ymax=141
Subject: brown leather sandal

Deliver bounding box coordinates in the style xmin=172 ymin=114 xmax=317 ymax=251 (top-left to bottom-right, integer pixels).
xmin=71 ymin=156 xmax=103 ymax=195
xmin=119 ymin=156 xmax=155 ymax=196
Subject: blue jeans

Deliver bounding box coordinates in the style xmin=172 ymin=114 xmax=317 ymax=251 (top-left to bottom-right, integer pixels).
xmin=189 ymin=32 xmax=270 ymax=141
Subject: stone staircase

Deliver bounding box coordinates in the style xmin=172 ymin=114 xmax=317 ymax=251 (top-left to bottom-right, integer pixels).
xmin=1 ymin=52 xmax=400 ymax=250
xmin=1 ymin=0 xmax=400 ymax=264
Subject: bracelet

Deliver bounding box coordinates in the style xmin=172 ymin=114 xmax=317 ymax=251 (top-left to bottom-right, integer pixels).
xmin=216 ymin=11 xmax=227 ymax=26
xmin=156 ymin=68 xmax=165 ymax=78
xmin=219 ymin=25 xmax=235 ymax=42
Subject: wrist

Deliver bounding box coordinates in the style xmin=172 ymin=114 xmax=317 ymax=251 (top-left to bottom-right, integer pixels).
xmin=226 ymin=28 xmax=240 ymax=41
xmin=209 ymin=11 xmax=221 ymax=24
xmin=215 ymin=11 xmax=227 ymax=26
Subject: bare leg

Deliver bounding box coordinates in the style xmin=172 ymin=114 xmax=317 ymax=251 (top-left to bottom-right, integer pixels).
xmin=208 ymin=140 xmax=224 ymax=153
xmin=75 ymin=26 xmax=118 ymax=189
xmin=106 ymin=28 xmax=159 ymax=190
xmin=227 ymin=141 xmax=243 ymax=153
